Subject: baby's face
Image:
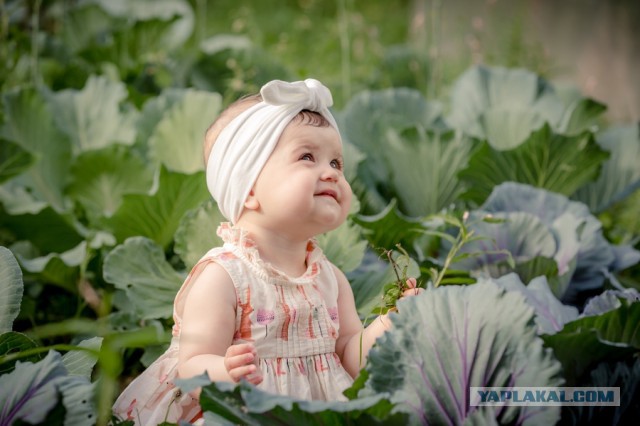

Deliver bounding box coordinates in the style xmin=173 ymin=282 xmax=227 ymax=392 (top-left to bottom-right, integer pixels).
xmin=250 ymin=121 xmax=352 ymax=237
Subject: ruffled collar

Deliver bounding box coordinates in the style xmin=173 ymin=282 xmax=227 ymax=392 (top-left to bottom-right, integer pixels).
xmin=216 ymin=222 xmax=324 ymax=284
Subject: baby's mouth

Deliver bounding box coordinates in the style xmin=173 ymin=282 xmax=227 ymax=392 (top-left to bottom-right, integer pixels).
xmin=315 ymin=189 xmax=338 ymax=201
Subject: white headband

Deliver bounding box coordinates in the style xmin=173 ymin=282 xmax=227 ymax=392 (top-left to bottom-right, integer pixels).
xmin=206 ymin=79 xmax=340 ymax=224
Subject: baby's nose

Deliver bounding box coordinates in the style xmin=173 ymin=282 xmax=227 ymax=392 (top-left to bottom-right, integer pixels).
xmin=321 ymin=166 xmax=339 ymax=181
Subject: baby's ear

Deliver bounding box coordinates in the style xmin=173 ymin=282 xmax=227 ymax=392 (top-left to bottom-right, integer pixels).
xmin=244 ymin=189 xmax=260 ymax=210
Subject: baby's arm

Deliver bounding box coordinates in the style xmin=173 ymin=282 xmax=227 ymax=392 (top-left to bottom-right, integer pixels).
xmin=177 ymin=262 xmax=262 ymax=385
xmin=333 ymin=265 xmax=421 ymax=378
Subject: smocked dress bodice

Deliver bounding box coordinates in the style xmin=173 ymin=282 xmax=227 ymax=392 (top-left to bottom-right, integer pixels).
xmin=203 ymin=223 xmax=353 ymax=399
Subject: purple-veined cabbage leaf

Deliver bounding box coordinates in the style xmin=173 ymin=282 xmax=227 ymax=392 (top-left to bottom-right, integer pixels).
xmin=581 ymin=288 xmax=640 ymax=317
xmin=450 ymin=183 xmax=640 ymax=304
xmin=542 ymin=298 xmax=640 ymax=384
xmin=361 ymin=281 xmax=563 ymax=425
xmin=0 ymin=351 xmax=96 ymax=426
xmin=480 ymin=273 xmax=579 ymax=335
xmin=0 ymin=246 xmax=101 ymax=425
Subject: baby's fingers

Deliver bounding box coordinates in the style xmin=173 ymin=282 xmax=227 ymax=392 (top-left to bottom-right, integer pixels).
xmin=228 ymin=363 xmax=262 ymax=383
xmin=405 ymin=277 xmax=417 ymax=289
xmin=401 ymin=277 xmax=421 ymax=297
xmin=401 ymin=287 xmax=423 ymax=298
xmin=226 ymin=342 xmax=256 ymax=357
xmin=225 ymin=351 xmax=257 ymax=382
xmin=225 ymin=349 xmax=255 ymax=367
xmin=224 ymin=342 xmax=263 ymax=384
xmin=224 ymin=343 xmax=254 ymax=369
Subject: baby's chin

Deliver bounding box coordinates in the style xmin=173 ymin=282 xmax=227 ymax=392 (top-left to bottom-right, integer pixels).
xmin=314 ymin=211 xmax=350 ymax=233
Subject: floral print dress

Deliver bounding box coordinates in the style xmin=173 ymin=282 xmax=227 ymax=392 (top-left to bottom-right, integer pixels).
xmin=112 ymin=223 xmax=354 ymax=425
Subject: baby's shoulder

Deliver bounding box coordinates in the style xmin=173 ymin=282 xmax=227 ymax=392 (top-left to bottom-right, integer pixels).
xmin=195 ymin=245 xmax=261 ymax=292
xmin=194 ymin=246 xmax=243 ymax=271
xmin=188 ymin=260 xmax=234 ymax=293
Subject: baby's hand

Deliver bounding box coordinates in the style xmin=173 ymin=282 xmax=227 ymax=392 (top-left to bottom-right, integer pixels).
xmin=377 ymin=278 xmax=424 ymax=331
xmin=224 ymin=342 xmax=263 ymax=385
xmin=400 ymin=277 xmax=424 ymax=298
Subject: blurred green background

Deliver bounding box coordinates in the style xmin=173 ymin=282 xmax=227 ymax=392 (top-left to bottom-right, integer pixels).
xmin=192 ymin=0 xmax=640 ymax=122
xmin=2 ymin=1 xmax=640 ymax=425
xmin=3 ymin=0 xmax=640 ymax=120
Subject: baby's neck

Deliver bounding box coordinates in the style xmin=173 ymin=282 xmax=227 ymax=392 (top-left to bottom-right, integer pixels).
xmin=238 ymin=223 xmax=310 ymax=277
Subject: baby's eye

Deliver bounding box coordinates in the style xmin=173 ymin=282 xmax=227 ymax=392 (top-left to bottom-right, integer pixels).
xmin=330 ymin=159 xmax=344 ymax=170
xmin=300 ymin=153 xmax=314 ymax=161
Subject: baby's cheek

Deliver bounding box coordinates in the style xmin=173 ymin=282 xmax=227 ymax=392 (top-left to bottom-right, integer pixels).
xmin=342 ymin=184 xmax=353 ymax=210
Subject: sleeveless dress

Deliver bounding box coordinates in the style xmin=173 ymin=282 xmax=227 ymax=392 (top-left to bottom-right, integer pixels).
xmin=112 ymin=223 xmax=354 ymax=425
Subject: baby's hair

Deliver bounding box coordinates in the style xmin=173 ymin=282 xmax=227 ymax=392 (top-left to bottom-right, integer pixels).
xmin=203 ymin=94 xmax=262 ymax=165
xmin=203 ymin=93 xmax=333 ymax=166
xmin=291 ymin=110 xmax=332 ymax=128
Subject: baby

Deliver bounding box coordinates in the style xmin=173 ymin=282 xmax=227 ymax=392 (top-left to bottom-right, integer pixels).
xmin=112 ymin=79 xmax=420 ymax=424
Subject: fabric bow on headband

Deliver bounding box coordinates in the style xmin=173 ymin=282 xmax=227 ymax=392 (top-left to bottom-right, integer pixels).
xmin=206 ymin=78 xmax=340 ymax=224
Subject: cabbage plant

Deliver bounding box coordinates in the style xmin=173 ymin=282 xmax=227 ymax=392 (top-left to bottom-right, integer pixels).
xmin=1 ymin=2 xmax=639 ymax=421
xmin=449 ymin=183 xmax=640 ymax=304
xmin=0 ymin=247 xmax=101 ymax=426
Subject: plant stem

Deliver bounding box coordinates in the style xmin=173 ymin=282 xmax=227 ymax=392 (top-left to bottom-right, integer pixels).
xmin=434 ymin=235 xmax=459 ymax=288
xmin=0 ymin=344 xmax=98 ymax=365
xmin=433 ymin=224 xmax=473 ymax=288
